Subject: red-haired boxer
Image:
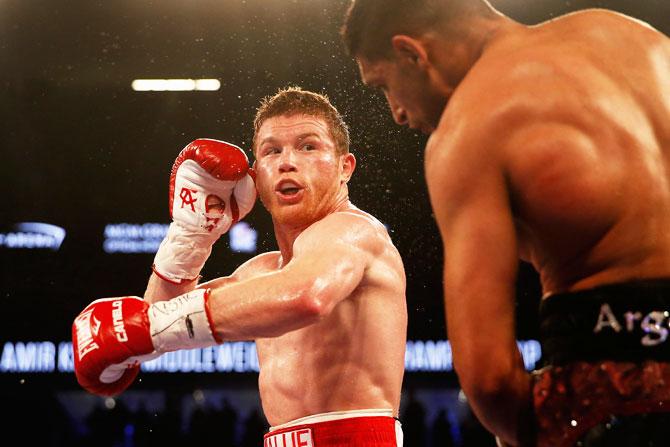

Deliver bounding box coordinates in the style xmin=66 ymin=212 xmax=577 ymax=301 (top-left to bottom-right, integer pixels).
xmin=342 ymin=1 xmax=670 ymax=446
xmin=72 ymin=87 xmax=407 ymax=446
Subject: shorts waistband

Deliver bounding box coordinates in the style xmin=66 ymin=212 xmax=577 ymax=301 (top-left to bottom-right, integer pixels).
xmin=270 ymin=409 xmax=394 ymax=431
xmin=540 ymin=279 xmax=670 ymax=365
xmin=265 ymin=410 xmax=401 ymax=447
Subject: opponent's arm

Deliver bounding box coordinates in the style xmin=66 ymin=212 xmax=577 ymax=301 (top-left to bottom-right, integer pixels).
xmin=425 ymin=124 xmax=532 ymax=446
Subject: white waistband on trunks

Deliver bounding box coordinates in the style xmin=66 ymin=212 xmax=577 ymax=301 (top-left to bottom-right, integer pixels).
xmin=269 ymin=408 xmax=395 ymax=432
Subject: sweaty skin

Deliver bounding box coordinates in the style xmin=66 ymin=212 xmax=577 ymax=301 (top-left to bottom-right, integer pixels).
xmin=145 ymin=114 xmax=407 ymax=426
xmin=358 ymin=8 xmax=670 ymax=446
xmin=434 ymin=11 xmax=670 ymax=445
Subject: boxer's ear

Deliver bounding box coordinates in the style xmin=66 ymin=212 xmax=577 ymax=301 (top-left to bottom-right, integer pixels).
xmin=340 ymin=153 xmax=356 ymax=184
xmin=391 ymin=35 xmax=428 ymax=69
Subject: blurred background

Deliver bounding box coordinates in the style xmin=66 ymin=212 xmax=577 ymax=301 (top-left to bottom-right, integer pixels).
xmin=0 ymin=0 xmax=667 ymax=445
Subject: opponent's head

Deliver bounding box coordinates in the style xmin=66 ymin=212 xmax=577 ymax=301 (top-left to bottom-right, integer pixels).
xmin=252 ymin=87 xmax=355 ymax=228
xmin=342 ymin=0 xmax=499 ymax=133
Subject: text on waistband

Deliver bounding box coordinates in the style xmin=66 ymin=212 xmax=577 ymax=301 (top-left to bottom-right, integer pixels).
xmin=593 ymin=302 xmax=670 ymax=346
xmin=265 ymin=428 xmax=314 ymax=447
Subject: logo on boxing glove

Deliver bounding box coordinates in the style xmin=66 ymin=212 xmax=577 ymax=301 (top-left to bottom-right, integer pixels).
xmin=112 ymin=300 xmax=129 ymax=343
xmin=74 ymin=309 xmax=100 ymax=360
xmin=178 ymin=187 xmax=226 ymax=233
xmin=179 ymin=187 xmax=198 ymax=212
xmin=92 ymin=316 xmax=101 ymax=336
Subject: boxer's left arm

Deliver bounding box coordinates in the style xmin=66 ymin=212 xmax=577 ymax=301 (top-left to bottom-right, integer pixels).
xmin=145 ymin=139 xmax=257 ymax=303
xmin=425 ymin=121 xmax=532 ymax=446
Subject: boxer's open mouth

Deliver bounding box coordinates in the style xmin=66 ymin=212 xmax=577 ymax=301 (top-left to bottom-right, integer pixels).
xmin=281 ymin=187 xmax=300 ymax=195
xmin=277 ymin=180 xmax=301 ymax=192
xmin=276 ymin=180 xmax=304 ymax=200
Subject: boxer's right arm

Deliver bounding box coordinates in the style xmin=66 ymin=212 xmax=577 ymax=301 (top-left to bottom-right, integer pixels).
xmin=73 ymin=288 xmax=220 ymax=396
xmin=203 ymin=212 xmax=377 ymax=341
xmin=73 ymin=252 xmax=270 ymax=397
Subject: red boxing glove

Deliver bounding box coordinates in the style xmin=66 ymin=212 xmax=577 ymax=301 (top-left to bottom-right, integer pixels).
xmin=72 ymin=289 xmax=217 ymax=396
xmin=72 ymin=297 xmax=154 ymax=396
xmin=153 ymin=139 xmax=257 ymax=284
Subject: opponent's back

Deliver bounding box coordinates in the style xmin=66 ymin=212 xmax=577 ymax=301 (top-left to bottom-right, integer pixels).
xmin=419 ymin=8 xmax=670 ymax=445
xmin=463 ymin=10 xmax=670 ymax=294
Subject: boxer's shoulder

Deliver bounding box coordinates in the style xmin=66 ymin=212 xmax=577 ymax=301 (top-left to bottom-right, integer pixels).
xmin=333 ymin=208 xmax=388 ymax=234
xmin=200 ymin=251 xmax=281 ymax=290
xmin=233 ymin=251 xmax=282 ymax=278
xmin=293 ymin=209 xmax=391 ymax=259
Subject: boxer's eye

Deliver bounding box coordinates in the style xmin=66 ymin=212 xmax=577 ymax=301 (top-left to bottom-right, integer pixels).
xmin=263 ymin=147 xmax=280 ymax=156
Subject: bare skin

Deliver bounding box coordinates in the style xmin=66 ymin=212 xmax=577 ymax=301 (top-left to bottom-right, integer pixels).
xmin=357 ymin=7 xmax=670 ymax=446
xmin=145 ymin=114 xmax=407 ymax=426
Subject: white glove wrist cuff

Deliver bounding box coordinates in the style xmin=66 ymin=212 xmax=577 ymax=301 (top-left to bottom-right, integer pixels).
xmin=148 ymin=289 xmax=219 ymax=352
xmin=152 ymin=222 xmax=218 ymax=284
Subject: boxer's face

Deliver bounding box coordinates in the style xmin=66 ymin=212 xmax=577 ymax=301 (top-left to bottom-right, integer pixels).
xmin=254 ymin=114 xmax=354 ymax=227
xmin=357 ymin=53 xmax=449 ymax=135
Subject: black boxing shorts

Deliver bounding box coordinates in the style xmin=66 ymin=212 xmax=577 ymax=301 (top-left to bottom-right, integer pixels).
xmin=533 ymin=279 xmax=670 ymax=447
xmin=264 ymin=409 xmax=403 ymax=447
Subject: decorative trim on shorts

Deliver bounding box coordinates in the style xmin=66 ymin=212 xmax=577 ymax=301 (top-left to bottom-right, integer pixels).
xmin=265 ymin=409 xmax=402 ymax=447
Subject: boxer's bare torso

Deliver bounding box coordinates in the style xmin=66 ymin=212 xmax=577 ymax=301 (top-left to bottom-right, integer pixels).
xmin=202 ymin=206 xmax=406 ymax=426
xmin=427 ymin=9 xmax=670 ymax=298
xmin=146 ymin=109 xmax=407 ymax=429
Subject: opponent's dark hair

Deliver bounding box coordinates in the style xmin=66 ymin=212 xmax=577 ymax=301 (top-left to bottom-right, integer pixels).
xmin=253 ymin=86 xmax=350 ymax=155
xmin=341 ymin=0 xmax=491 ymax=60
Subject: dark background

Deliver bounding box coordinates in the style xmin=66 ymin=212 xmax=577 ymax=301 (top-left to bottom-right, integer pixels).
xmin=1 ymin=1 xmax=668 ymax=445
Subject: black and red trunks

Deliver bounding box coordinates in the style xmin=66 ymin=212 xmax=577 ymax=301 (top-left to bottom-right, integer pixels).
xmin=534 ymin=279 xmax=670 ymax=446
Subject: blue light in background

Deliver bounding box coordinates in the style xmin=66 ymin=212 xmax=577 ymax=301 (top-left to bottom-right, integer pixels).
xmin=229 ymin=222 xmax=257 ymax=253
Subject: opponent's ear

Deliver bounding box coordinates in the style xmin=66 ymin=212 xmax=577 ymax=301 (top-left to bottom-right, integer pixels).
xmin=341 ymin=153 xmax=356 ymax=183
xmin=391 ymin=35 xmax=429 ymax=69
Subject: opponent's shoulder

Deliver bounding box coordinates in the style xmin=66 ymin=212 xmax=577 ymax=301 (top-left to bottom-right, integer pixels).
xmin=430 ymin=35 xmax=590 ymax=161
xmin=451 ymin=16 xmax=626 ymax=115
xmin=545 ymin=8 xmax=661 ymax=35
xmin=452 ymin=49 xmax=576 ymax=124
xmin=425 ymin=47 xmax=567 ymax=199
